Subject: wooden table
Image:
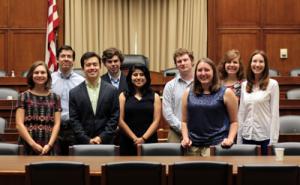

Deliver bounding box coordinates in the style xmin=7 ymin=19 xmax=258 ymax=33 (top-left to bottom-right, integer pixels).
xmin=0 ymin=155 xmax=299 ymax=185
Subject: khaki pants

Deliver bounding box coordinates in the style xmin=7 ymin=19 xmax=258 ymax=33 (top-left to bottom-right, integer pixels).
xmin=168 ymin=129 xmax=182 ymax=143
xmin=185 ymin=146 xmax=211 ymax=157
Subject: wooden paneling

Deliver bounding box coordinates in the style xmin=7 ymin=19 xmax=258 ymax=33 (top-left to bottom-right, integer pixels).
xmin=9 ymin=0 xmax=47 ymax=28
xmin=8 ymin=30 xmax=46 ymax=76
xmin=208 ymin=0 xmax=300 ymax=73
xmin=216 ymin=0 xmax=260 ymax=27
xmin=0 ymin=0 xmax=64 ymax=76
xmin=0 ymin=31 xmax=7 ymax=70
xmin=265 ymin=32 xmax=300 ymax=75
xmin=0 ymin=0 xmax=8 ymax=27
xmin=263 ymin=0 xmax=300 ymax=27
xmin=218 ymin=30 xmax=259 ymax=64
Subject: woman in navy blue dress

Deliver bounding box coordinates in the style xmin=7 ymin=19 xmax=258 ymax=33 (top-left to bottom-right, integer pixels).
xmin=118 ymin=64 xmax=161 ymax=155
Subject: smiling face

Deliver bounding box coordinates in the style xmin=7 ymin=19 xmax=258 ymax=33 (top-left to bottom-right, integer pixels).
xmin=131 ymin=69 xmax=146 ymax=88
xmin=83 ymin=56 xmax=101 ymax=82
xmin=32 ymin=65 xmax=48 ymax=86
xmin=58 ymin=49 xmax=74 ymax=74
xmin=196 ymin=61 xmax=213 ymax=86
xmin=251 ymin=53 xmax=265 ymax=78
xmin=225 ymin=56 xmax=240 ymax=77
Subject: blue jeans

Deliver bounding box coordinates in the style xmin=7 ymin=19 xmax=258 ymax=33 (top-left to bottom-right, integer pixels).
xmin=242 ymin=138 xmax=270 ymax=155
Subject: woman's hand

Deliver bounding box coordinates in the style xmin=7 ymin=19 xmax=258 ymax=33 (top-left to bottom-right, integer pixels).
xmin=181 ymin=137 xmax=192 ymax=148
xmin=221 ymin=138 xmax=234 ymax=148
xmin=41 ymin=144 xmax=52 ymax=155
xmin=31 ymin=143 xmax=43 ymax=154
xmin=134 ymin=137 xmax=145 ymax=145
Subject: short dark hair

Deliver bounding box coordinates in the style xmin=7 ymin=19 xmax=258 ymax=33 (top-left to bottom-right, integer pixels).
xmin=56 ymin=45 xmax=75 ymax=60
xmin=80 ymin=52 xmax=101 ymax=68
xmin=27 ymin=61 xmax=52 ymax=90
xmin=173 ymin=48 xmax=194 ymax=65
xmin=125 ymin=64 xmax=152 ymax=97
xmin=102 ymin=47 xmax=124 ymax=64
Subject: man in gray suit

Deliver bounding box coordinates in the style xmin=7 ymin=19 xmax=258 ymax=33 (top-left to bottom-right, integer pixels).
xmin=69 ymin=52 xmax=119 ymax=144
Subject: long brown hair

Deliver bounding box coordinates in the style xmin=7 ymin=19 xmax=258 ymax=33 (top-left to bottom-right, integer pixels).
xmin=193 ymin=58 xmax=221 ymax=95
xmin=246 ymin=50 xmax=269 ymax=93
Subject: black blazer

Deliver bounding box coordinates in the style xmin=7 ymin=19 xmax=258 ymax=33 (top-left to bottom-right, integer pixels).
xmin=69 ymin=80 xmax=119 ymax=144
xmin=101 ymin=72 xmax=128 ymax=94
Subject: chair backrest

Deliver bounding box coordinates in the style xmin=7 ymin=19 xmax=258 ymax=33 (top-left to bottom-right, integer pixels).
xmin=286 ymin=88 xmax=300 ymax=100
xmin=0 ymin=117 xmax=6 ymax=134
xmin=163 ymin=67 xmax=179 ymax=77
xmin=69 ymin=144 xmax=119 ymax=156
xmin=0 ymin=69 xmax=6 ymax=77
xmin=121 ymin=54 xmax=149 ymax=70
xmin=279 ymin=115 xmax=300 ymax=133
xmin=0 ymin=87 xmax=19 ymax=99
xmin=101 ymin=161 xmax=165 ymax=185
xmin=0 ymin=143 xmax=23 ymax=155
xmin=168 ymin=161 xmax=232 ymax=185
xmin=290 ymin=68 xmax=300 ymax=76
xmin=137 ymin=143 xmax=183 ymax=156
xmin=25 ymin=161 xmax=90 ymax=185
xmin=73 ymin=68 xmax=85 ymax=77
xmin=211 ymin=144 xmax=261 ymax=156
xmin=270 ymin=142 xmax=300 ymax=155
xmin=21 ymin=70 xmax=29 ymax=77
xmin=237 ymin=164 xmax=299 ymax=185
xmin=269 ymin=68 xmax=279 ymax=77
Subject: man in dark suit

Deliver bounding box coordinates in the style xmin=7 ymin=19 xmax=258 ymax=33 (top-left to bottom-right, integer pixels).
xmin=101 ymin=47 xmax=128 ymax=94
xmin=69 ymin=52 xmax=119 ymax=144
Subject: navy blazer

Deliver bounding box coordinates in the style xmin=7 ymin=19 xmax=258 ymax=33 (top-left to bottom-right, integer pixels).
xmin=69 ymin=80 xmax=119 ymax=144
xmin=101 ymin=72 xmax=128 ymax=94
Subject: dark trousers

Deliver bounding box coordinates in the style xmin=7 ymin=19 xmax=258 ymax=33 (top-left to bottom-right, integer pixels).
xmin=58 ymin=120 xmax=75 ymax=155
xmin=242 ymin=138 xmax=270 ymax=155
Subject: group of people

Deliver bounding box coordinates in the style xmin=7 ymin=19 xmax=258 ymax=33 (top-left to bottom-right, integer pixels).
xmin=15 ymin=46 xmax=279 ymax=156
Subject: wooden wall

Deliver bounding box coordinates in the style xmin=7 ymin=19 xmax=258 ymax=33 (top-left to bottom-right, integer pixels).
xmin=0 ymin=0 xmax=64 ymax=76
xmin=208 ymin=0 xmax=300 ymax=76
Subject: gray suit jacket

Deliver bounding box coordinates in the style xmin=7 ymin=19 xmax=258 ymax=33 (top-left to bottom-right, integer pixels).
xmin=69 ymin=80 xmax=119 ymax=144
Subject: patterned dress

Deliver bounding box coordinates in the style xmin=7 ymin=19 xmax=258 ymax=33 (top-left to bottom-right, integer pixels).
xmin=16 ymin=90 xmax=62 ymax=155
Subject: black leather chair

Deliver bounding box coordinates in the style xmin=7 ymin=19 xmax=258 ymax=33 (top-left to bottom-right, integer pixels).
xmin=137 ymin=143 xmax=183 ymax=156
xmin=269 ymin=142 xmax=300 ymax=155
xmin=101 ymin=161 xmax=165 ymax=185
xmin=168 ymin=161 xmax=232 ymax=185
xmin=0 ymin=87 xmax=19 ymax=99
xmin=0 ymin=143 xmax=23 ymax=155
xmin=279 ymin=115 xmax=300 ymax=133
xmin=286 ymin=88 xmax=300 ymax=100
xmin=69 ymin=144 xmax=119 ymax=156
xmin=211 ymin=144 xmax=261 ymax=156
xmin=25 ymin=161 xmax=90 ymax=185
xmin=121 ymin=54 xmax=149 ymax=70
xmin=163 ymin=67 xmax=179 ymax=77
xmin=237 ymin=164 xmax=299 ymax=185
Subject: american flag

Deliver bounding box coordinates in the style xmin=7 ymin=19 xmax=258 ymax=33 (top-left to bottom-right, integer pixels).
xmin=45 ymin=0 xmax=59 ymax=71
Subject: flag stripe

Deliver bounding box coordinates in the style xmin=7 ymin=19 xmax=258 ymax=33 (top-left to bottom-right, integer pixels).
xmin=45 ymin=0 xmax=59 ymax=72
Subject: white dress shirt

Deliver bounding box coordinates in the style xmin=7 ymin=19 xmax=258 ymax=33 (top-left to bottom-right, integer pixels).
xmin=238 ymin=79 xmax=280 ymax=144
